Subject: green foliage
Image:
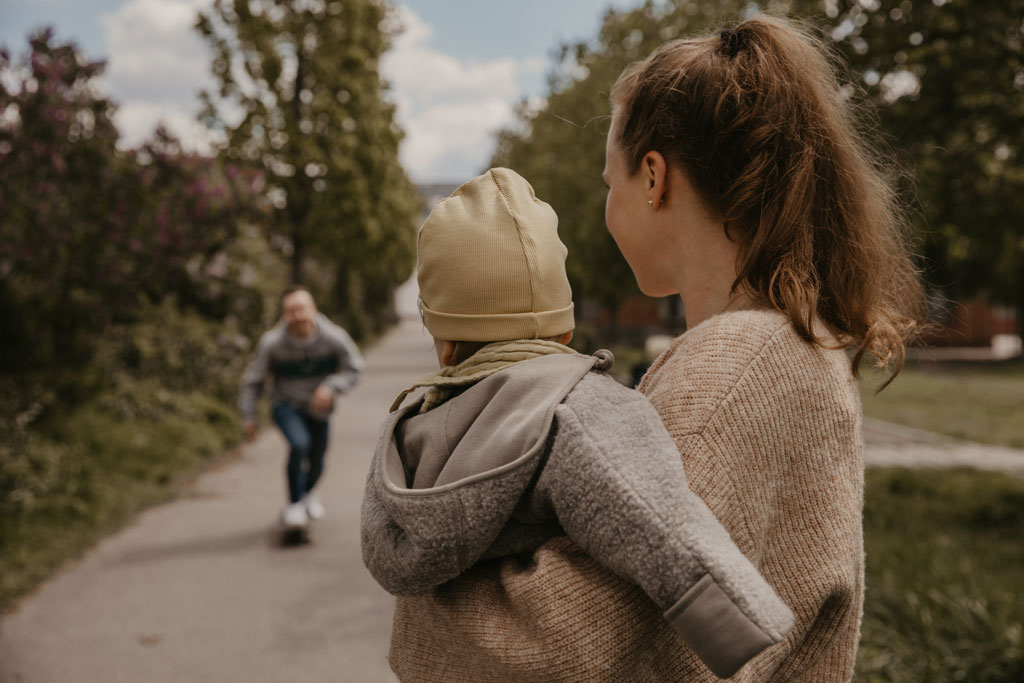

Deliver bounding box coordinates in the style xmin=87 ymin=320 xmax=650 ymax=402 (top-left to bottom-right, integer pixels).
xmin=0 ymin=30 xmax=125 ymax=373
xmin=0 ymin=300 xmax=257 ymax=610
xmin=0 ymin=30 xmax=260 ymax=379
xmin=101 ymin=297 xmax=256 ymax=405
xmin=492 ymin=0 xmax=1024 ymax=335
xmin=857 ymin=468 xmax=1024 ymax=682
xmin=0 ymin=216 xmax=287 ymax=609
xmin=812 ymin=0 xmax=1024 ymax=328
xmin=490 ymin=0 xmax=779 ymax=332
xmin=0 ymin=397 xmax=239 ymax=610
xmin=0 ymin=29 xmax=289 ymax=606
xmin=196 ymin=0 xmax=421 ymax=339
xmin=0 ymin=299 xmax=249 ymax=519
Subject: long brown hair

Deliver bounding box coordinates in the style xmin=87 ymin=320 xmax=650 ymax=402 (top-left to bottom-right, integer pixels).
xmin=611 ymin=15 xmax=924 ymax=377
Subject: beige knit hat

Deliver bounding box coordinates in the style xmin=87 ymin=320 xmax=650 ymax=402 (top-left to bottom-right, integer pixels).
xmin=417 ymin=168 xmax=574 ymax=342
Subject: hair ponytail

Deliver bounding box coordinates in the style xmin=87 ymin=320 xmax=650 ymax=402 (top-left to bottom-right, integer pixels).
xmin=611 ymin=14 xmax=924 ymax=378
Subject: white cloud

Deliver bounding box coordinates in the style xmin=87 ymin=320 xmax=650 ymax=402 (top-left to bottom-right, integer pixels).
xmin=383 ymin=5 xmax=545 ymax=182
xmin=116 ymin=99 xmax=219 ymax=149
xmin=97 ymin=1 xmax=546 ymax=179
xmin=100 ymin=0 xmax=217 ymax=151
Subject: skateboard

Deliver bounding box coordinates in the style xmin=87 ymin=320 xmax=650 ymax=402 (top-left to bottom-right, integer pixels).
xmin=280 ymin=524 xmax=311 ymax=546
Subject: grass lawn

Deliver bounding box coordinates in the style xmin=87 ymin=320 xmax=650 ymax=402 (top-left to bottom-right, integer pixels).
xmin=860 ymin=358 xmax=1024 ymax=448
xmin=856 ymin=467 xmax=1024 ymax=682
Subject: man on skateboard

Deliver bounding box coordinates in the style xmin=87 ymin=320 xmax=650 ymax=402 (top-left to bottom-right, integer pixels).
xmin=240 ymin=286 xmax=364 ymax=535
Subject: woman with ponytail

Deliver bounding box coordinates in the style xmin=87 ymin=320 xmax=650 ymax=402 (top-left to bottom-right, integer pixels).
xmin=386 ymin=15 xmax=924 ymax=682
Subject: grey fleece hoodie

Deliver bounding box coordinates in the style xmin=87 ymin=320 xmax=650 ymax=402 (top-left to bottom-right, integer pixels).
xmin=361 ymin=352 xmax=795 ymax=679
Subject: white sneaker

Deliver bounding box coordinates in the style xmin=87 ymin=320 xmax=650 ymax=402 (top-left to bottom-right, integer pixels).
xmin=281 ymin=502 xmax=309 ymax=529
xmin=304 ymin=492 xmax=325 ymax=520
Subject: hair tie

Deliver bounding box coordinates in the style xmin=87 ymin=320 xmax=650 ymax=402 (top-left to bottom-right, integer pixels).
xmin=718 ymin=27 xmax=744 ymax=58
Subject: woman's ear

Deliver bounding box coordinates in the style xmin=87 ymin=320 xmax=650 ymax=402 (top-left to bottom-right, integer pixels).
xmin=643 ymin=150 xmax=668 ymax=209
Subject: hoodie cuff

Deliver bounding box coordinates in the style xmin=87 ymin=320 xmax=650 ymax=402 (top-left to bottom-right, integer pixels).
xmin=664 ymin=574 xmax=778 ymax=679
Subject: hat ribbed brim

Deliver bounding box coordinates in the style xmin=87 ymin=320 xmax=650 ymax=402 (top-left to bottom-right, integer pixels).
xmin=420 ymin=301 xmax=575 ymax=342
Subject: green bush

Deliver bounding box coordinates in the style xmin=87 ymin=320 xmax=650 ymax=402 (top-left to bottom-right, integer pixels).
xmin=0 ymin=402 xmax=239 ymax=607
xmin=0 ymin=215 xmax=297 ymax=611
xmin=0 ymin=291 xmax=271 ymax=609
xmin=0 ymin=382 xmax=241 ymax=609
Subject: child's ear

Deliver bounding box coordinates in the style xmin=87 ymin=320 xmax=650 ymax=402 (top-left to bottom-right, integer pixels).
xmin=558 ymin=331 xmax=573 ymax=345
xmin=440 ymin=340 xmax=459 ymax=367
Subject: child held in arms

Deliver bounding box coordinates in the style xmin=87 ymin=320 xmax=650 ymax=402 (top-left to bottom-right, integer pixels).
xmin=361 ymin=168 xmax=794 ymax=678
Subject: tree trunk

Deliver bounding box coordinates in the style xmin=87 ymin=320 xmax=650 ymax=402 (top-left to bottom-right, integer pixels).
xmin=289 ymin=48 xmax=306 ymax=286
xmin=291 ymin=229 xmax=303 ymax=285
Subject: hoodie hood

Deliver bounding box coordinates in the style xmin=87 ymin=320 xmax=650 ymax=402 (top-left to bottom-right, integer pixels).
xmin=362 ymin=352 xmax=608 ymax=595
xmin=386 ymin=353 xmax=602 ymax=491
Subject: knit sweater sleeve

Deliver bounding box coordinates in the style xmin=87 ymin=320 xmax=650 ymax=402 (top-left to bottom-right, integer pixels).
xmin=388 ymin=310 xmax=864 ymax=683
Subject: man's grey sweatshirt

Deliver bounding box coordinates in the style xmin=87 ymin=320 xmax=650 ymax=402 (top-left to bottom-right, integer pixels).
xmin=361 ymin=352 xmax=795 ymax=679
xmin=239 ymin=313 xmax=364 ymax=421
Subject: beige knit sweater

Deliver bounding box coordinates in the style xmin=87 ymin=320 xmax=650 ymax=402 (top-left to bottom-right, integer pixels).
xmin=388 ymin=309 xmax=865 ymax=682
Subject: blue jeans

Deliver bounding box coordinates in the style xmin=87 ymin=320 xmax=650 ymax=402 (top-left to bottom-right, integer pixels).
xmin=272 ymin=403 xmax=329 ymax=504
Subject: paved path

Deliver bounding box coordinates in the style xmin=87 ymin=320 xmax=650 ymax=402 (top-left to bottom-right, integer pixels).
xmin=863 ymin=417 xmax=1024 ymax=477
xmin=0 ymin=317 xmax=437 ymax=683
xmin=2 ymin=313 xmax=1022 ymax=683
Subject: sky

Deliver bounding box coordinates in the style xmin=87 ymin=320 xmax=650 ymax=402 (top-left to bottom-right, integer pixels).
xmin=0 ymin=0 xmax=636 ymax=182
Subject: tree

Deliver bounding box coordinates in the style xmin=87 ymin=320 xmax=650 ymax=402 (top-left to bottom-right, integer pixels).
xmin=196 ymin=0 xmax=420 ymax=337
xmin=491 ymin=1 xmax=752 ymax=339
xmin=495 ymin=0 xmax=1024 ymax=339
xmin=0 ymin=30 xmax=251 ymax=382
xmin=494 ymin=0 xmax=1024 ymax=338
xmin=0 ymin=30 xmax=121 ymax=373
xmin=805 ymin=0 xmax=1024 ymax=333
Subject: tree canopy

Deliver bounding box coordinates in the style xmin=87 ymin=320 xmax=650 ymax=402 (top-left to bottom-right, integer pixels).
xmin=0 ymin=30 xmax=253 ymax=380
xmin=196 ymin=0 xmax=420 ymax=337
xmin=820 ymin=0 xmax=1024 ymax=322
xmin=492 ymin=0 xmax=1024 ymax=333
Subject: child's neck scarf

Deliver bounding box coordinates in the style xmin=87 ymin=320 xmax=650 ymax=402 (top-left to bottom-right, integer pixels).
xmin=390 ymin=339 xmax=577 ymax=414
